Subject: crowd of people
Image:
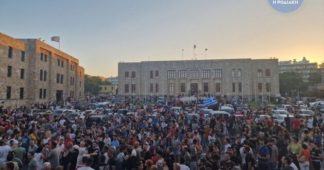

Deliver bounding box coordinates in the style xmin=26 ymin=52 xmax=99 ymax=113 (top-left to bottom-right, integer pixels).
xmin=0 ymin=100 xmax=323 ymax=170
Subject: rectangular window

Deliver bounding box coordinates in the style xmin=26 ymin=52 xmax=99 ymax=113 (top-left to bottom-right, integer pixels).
xmin=6 ymin=86 xmax=11 ymax=99
xmin=202 ymin=70 xmax=211 ymax=79
xmin=232 ymin=69 xmax=236 ymax=77
xmin=61 ymin=61 xmax=64 ymax=67
xmin=150 ymin=71 xmax=153 ymax=79
xmin=7 ymin=66 xmax=12 ymax=77
xmin=44 ymin=71 xmax=47 ymax=81
xmin=180 ymin=83 xmax=186 ymax=93
xmin=40 ymin=53 xmax=44 ymax=61
xmin=57 ymin=59 xmax=60 ymax=66
xmin=19 ymin=87 xmax=24 ymax=99
xmin=43 ymin=89 xmax=47 ymax=99
xmin=131 ymin=71 xmax=136 ymax=78
xmin=155 ymin=70 xmax=159 ymax=77
xmin=257 ymin=69 xmax=263 ymax=77
xmin=258 ymin=83 xmax=263 ymax=93
xmin=20 ymin=69 xmax=25 ymax=79
xmin=266 ymin=82 xmax=271 ymax=92
xmin=203 ymin=83 xmax=209 ymax=92
xmin=265 ymin=69 xmax=271 ymax=77
xmin=155 ymin=83 xmax=159 ymax=93
xmin=215 ymin=69 xmax=222 ymax=78
xmin=232 ymin=83 xmax=236 ymax=92
xmin=167 ymin=70 xmax=177 ymax=79
xmin=60 ymin=75 xmax=64 ymax=84
xmin=188 ymin=70 xmax=199 ymax=79
xmin=21 ymin=51 xmax=25 ymax=62
xmin=237 ymin=69 xmax=242 ymax=77
xmin=215 ymin=83 xmax=221 ymax=93
xmin=40 ymin=70 xmax=43 ymax=81
xmin=8 ymin=46 xmax=13 ymax=58
xmin=125 ymin=84 xmax=129 ymax=93
xmin=39 ymin=89 xmax=43 ymax=99
xmin=56 ymin=74 xmax=60 ymax=83
xmin=169 ymin=83 xmax=174 ymax=94
xmin=70 ymin=77 xmax=73 ymax=85
xmin=125 ymin=72 xmax=129 ymax=78
xmin=150 ymin=83 xmax=154 ymax=93
xmin=44 ymin=55 xmax=47 ymax=62
xmin=238 ymin=82 xmax=242 ymax=93
xmin=131 ymin=84 xmax=136 ymax=93
xmin=179 ymin=70 xmax=186 ymax=78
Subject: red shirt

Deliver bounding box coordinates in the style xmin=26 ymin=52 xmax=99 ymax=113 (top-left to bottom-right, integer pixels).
xmin=292 ymin=118 xmax=301 ymax=130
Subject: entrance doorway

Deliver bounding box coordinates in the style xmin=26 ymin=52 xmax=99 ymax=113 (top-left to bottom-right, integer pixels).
xmin=190 ymin=83 xmax=198 ymax=95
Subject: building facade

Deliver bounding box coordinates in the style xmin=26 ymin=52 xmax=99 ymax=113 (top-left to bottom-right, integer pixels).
xmin=99 ymin=85 xmax=117 ymax=95
xmin=279 ymin=57 xmax=318 ymax=82
xmin=118 ymin=59 xmax=280 ymax=101
xmin=0 ymin=32 xmax=84 ymax=108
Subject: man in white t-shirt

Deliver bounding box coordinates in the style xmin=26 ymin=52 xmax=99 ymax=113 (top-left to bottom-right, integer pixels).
xmin=0 ymin=140 xmax=12 ymax=165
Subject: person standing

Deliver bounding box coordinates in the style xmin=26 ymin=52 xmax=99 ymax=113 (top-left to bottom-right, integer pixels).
xmin=310 ymin=143 xmax=322 ymax=170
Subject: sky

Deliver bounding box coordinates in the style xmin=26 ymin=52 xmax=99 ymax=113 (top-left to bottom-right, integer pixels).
xmin=1 ymin=0 xmax=323 ymax=77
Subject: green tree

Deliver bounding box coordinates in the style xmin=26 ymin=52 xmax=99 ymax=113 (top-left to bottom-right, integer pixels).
xmin=84 ymin=75 xmax=102 ymax=95
xmin=279 ymin=72 xmax=308 ymax=97
xmin=308 ymin=72 xmax=321 ymax=84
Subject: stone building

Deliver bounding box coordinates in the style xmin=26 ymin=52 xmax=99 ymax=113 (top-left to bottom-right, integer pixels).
xmin=118 ymin=59 xmax=280 ymax=101
xmin=0 ymin=32 xmax=84 ymax=108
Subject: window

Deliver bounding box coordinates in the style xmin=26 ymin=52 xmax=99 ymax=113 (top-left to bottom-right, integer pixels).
xmin=21 ymin=51 xmax=25 ymax=62
xmin=125 ymin=72 xmax=129 ymax=78
xmin=19 ymin=87 xmax=24 ymax=99
xmin=237 ymin=69 xmax=242 ymax=77
xmin=131 ymin=71 xmax=136 ymax=78
xmin=169 ymin=83 xmax=174 ymax=94
xmin=20 ymin=69 xmax=25 ymax=79
xmin=155 ymin=70 xmax=159 ymax=77
xmin=202 ymin=70 xmax=211 ymax=79
xmin=180 ymin=83 xmax=186 ymax=93
xmin=150 ymin=71 xmax=154 ymax=79
xmin=44 ymin=71 xmax=47 ymax=81
xmin=167 ymin=70 xmax=177 ymax=79
xmin=258 ymin=83 xmax=263 ymax=93
xmin=57 ymin=59 xmax=60 ymax=66
xmin=39 ymin=89 xmax=43 ymax=99
xmin=238 ymin=82 xmax=242 ymax=93
xmin=40 ymin=70 xmax=43 ymax=81
xmin=203 ymin=83 xmax=209 ymax=93
xmin=215 ymin=83 xmax=221 ymax=93
xmin=7 ymin=66 xmax=12 ymax=77
xmin=232 ymin=83 xmax=236 ymax=92
xmin=40 ymin=53 xmax=44 ymax=61
xmin=61 ymin=61 xmax=64 ymax=67
xmin=188 ymin=70 xmax=199 ymax=79
xmin=6 ymin=86 xmax=11 ymax=99
xmin=265 ymin=69 xmax=271 ymax=77
xmin=8 ymin=46 xmax=13 ymax=58
xmin=155 ymin=83 xmax=159 ymax=93
xmin=266 ymin=83 xmax=271 ymax=92
xmin=150 ymin=83 xmax=154 ymax=93
xmin=125 ymin=84 xmax=129 ymax=93
xmin=60 ymin=75 xmax=64 ymax=84
xmin=215 ymin=69 xmax=222 ymax=78
xmin=179 ymin=70 xmax=186 ymax=78
xmin=257 ymin=69 xmax=263 ymax=77
xmin=56 ymin=74 xmax=60 ymax=83
xmin=43 ymin=89 xmax=47 ymax=99
xmin=232 ymin=69 xmax=235 ymax=77
xmin=131 ymin=84 xmax=136 ymax=93
xmin=70 ymin=77 xmax=73 ymax=85
xmin=44 ymin=55 xmax=47 ymax=62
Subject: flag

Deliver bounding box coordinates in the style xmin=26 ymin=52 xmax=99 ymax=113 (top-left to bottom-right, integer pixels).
xmin=51 ymin=36 xmax=60 ymax=42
